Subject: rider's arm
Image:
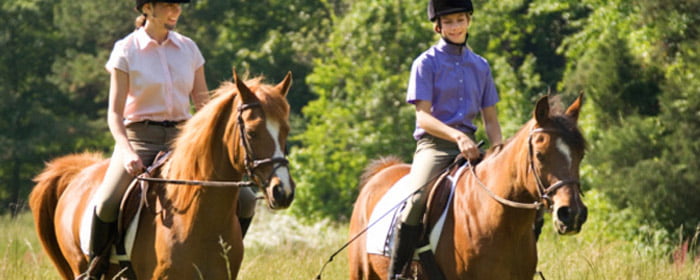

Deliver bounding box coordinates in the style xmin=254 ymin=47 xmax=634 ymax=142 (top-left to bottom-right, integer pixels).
xmin=107 ymin=69 xmax=143 ymax=175
xmin=190 ymin=66 xmax=209 ymax=111
xmin=481 ymin=105 xmax=503 ymax=146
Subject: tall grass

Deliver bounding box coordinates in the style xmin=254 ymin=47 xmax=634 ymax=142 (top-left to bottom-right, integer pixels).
xmin=3 ymin=191 xmax=699 ymax=279
xmin=0 ymin=213 xmax=57 ymax=279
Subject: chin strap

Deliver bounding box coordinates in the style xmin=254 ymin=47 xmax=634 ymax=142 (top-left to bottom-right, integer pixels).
xmin=442 ymin=33 xmax=469 ymax=46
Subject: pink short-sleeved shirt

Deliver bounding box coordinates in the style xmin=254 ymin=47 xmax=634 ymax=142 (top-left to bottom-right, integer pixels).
xmin=105 ymin=28 xmax=205 ymax=124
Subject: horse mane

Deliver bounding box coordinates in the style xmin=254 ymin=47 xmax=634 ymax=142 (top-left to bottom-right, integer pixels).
xmin=489 ymin=96 xmax=586 ymax=155
xmin=358 ymin=156 xmax=404 ymax=192
xmin=165 ymin=76 xmax=291 ymax=207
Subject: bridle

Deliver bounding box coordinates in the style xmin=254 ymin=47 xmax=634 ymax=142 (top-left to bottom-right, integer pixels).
xmin=136 ymin=100 xmax=289 ymax=189
xmin=237 ymin=102 xmax=290 ymax=189
xmin=471 ymin=127 xmax=581 ymax=210
xmin=527 ymin=127 xmax=581 ymax=207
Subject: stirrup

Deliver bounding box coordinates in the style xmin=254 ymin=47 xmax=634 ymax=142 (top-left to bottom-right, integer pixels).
xmin=75 ymin=272 xmax=98 ymax=280
xmin=390 ymin=274 xmax=413 ymax=280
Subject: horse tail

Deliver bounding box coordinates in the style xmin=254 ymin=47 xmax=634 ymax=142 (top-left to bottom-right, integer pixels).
xmin=28 ymin=152 xmax=104 ymax=279
xmin=358 ymin=156 xmax=404 ymax=192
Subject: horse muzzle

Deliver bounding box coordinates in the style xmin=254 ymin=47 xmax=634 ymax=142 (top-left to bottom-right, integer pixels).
xmin=264 ymin=176 xmax=295 ymax=209
xmin=553 ymin=204 xmax=588 ymax=235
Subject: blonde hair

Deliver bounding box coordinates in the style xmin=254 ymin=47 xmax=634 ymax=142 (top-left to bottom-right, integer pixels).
xmin=134 ymin=14 xmax=147 ymax=28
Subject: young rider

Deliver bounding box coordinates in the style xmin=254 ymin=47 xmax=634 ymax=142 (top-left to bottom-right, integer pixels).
xmin=388 ymin=0 xmax=503 ymax=278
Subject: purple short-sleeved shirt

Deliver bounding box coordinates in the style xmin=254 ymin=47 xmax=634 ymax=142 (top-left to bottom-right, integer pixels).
xmin=406 ymin=39 xmax=499 ymax=140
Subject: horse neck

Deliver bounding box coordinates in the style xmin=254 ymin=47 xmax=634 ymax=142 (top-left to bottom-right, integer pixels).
xmin=457 ymin=122 xmax=538 ymax=232
xmin=483 ymin=121 xmax=537 ymax=197
xmin=160 ymin=97 xmax=247 ymax=221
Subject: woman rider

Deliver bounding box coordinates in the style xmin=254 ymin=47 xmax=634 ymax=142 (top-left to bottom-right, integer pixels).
xmin=84 ymin=1 xmax=257 ymax=278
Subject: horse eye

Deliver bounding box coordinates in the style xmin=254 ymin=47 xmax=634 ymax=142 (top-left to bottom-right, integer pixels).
xmin=247 ymin=131 xmax=256 ymax=138
xmin=536 ymin=152 xmax=545 ymax=161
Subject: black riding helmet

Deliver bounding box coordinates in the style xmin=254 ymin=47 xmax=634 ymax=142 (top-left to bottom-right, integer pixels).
xmin=427 ymin=0 xmax=473 ymax=21
xmin=136 ymin=0 xmax=189 ymax=11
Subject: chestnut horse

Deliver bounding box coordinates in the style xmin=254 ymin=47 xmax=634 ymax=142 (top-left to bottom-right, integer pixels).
xmin=349 ymin=95 xmax=588 ymax=279
xmin=29 ymin=71 xmax=295 ymax=279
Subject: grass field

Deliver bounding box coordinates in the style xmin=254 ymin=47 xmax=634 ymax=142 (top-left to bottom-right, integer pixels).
xmin=2 ymin=192 xmax=699 ymax=279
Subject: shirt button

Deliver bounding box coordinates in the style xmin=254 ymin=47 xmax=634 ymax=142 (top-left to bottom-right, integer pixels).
xmin=459 ymin=80 xmax=463 ymax=83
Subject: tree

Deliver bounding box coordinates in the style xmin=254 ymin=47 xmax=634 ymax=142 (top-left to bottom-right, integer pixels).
xmin=289 ymin=0 xmax=436 ymax=220
xmin=1 ymin=0 xmax=68 ymax=215
xmin=561 ymin=0 xmax=700 ymax=236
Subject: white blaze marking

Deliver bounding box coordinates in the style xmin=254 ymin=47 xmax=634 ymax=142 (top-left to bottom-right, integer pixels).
xmin=266 ymin=120 xmax=292 ymax=195
xmin=556 ymin=138 xmax=572 ymax=168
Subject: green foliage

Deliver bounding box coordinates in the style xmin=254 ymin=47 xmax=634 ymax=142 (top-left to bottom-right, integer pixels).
xmin=561 ymin=0 xmax=700 ymax=236
xmin=181 ymin=0 xmax=340 ymax=114
xmin=289 ymin=0 xmax=429 ymax=220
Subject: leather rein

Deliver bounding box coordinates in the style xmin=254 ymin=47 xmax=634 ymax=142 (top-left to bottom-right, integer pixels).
xmin=137 ymin=101 xmax=289 ymax=188
xmin=470 ymin=127 xmax=581 ymax=210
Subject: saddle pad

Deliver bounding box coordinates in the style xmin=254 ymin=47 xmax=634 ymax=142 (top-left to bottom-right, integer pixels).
xmin=365 ymin=165 xmax=467 ymax=256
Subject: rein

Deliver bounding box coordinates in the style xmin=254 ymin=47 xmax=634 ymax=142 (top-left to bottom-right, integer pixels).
xmin=135 ymin=176 xmax=256 ymax=188
xmin=470 ymin=127 xmax=580 ymax=210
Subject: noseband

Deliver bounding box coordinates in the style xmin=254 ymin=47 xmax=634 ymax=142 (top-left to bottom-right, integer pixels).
xmin=237 ymin=102 xmax=290 ymax=188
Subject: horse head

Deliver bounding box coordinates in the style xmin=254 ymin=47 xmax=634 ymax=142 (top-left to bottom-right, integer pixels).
xmin=530 ymin=95 xmax=588 ymax=235
xmin=230 ymin=70 xmax=295 ymax=209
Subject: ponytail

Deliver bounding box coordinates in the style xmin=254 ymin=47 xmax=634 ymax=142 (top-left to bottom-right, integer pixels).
xmin=134 ymin=14 xmax=147 ymax=29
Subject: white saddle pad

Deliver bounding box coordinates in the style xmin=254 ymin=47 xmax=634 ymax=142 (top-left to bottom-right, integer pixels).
xmin=365 ymin=165 xmax=467 ymax=256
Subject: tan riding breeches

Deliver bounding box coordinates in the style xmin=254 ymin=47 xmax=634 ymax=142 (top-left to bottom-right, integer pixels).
xmin=400 ymin=134 xmax=467 ymax=226
xmin=93 ymin=122 xmax=257 ymax=222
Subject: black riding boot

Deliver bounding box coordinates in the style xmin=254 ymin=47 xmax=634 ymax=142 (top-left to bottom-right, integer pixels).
xmin=239 ymin=217 xmax=253 ymax=239
xmin=388 ymin=223 xmax=422 ymax=280
xmin=83 ymin=210 xmax=117 ymax=280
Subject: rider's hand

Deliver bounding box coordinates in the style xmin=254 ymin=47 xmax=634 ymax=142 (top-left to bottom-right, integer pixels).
xmin=123 ymin=150 xmax=144 ymax=176
xmin=456 ymin=134 xmax=480 ymax=162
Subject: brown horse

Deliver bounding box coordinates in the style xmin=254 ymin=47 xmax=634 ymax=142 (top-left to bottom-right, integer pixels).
xmin=349 ymin=95 xmax=588 ymax=279
xmin=29 ymin=71 xmax=295 ymax=279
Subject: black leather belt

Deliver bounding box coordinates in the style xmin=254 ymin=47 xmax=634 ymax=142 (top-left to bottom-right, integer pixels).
xmin=138 ymin=120 xmax=183 ymax=127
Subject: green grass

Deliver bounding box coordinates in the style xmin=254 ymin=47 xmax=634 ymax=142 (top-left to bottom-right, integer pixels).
xmin=3 ymin=193 xmax=699 ymax=279
xmin=0 ymin=213 xmax=58 ymax=279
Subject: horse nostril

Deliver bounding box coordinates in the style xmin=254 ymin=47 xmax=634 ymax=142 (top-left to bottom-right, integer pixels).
xmin=556 ymin=207 xmax=571 ymax=223
xmin=272 ymin=184 xmax=284 ymax=201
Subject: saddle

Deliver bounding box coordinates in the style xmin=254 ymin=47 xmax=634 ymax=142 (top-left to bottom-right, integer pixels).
xmin=113 ymin=150 xmax=172 ymax=276
xmin=413 ymin=157 xmax=467 ymax=280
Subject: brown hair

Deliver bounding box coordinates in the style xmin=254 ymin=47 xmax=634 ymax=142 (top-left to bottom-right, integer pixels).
xmin=134 ymin=14 xmax=147 ymax=28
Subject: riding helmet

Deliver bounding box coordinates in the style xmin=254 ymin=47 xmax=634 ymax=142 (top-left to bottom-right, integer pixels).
xmin=136 ymin=0 xmax=190 ymax=11
xmin=427 ymin=0 xmax=473 ymax=21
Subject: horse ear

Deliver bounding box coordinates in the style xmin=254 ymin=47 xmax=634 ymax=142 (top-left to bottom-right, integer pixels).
xmin=565 ymin=93 xmax=584 ymax=122
xmin=274 ymin=71 xmax=293 ymax=97
xmin=534 ymin=95 xmax=551 ymax=125
xmin=233 ymin=69 xmax=257 ymax=104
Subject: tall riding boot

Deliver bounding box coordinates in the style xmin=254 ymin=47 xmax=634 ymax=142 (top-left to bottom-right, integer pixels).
xmin=83 ymin=210 xmax=117 ymax=280
xmin=239 ymin=217 xmax=253 ymax=239
xmin=388 ymin=223 xmax=422 ymax=280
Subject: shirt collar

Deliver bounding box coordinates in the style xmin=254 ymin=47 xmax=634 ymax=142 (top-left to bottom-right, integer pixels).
xmin=135 ymin=27 xmax=183 ymax=50
xmin=436 ymin=38 xmax=467 ymax=56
